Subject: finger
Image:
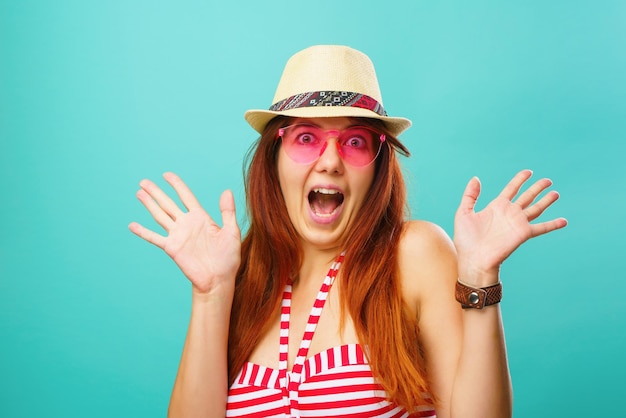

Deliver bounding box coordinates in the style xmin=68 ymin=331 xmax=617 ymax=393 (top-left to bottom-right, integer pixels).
xmin=457 ymin=176 xmax=481 ymax=215
xmin=530 ymin=217 xmax=568 ymax=238
xmin=499 ymin=169 xmax=533 ymax=201
xmin=524 ymin=190 xmax=560 ymax=221
xmin=163 ymin=172 xmax=202 ymax=211
xmin=139 ymin=178 xmax=185 ymax=220
xmin=136 ymin=189 xmax=176 ymax=231
xmin=128 ymin=221 xmax=167 ymax=248
xmin=219 ymin=189 xmax=239 ymax=231
xmin=515 ymin=178 xmax=553 ymax=208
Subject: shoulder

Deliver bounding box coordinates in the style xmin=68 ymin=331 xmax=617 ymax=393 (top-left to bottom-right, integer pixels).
xmin=398 ymin=220 xmax=456 ymax=260
xmin=397 ymin=220 xmax=458 ymax=314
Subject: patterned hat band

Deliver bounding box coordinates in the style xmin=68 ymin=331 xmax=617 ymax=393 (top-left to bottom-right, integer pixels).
xmin=268 ymin=90 xmax=388 ymax=117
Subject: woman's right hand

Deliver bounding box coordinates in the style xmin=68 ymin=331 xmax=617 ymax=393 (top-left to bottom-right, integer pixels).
xmin=128 ymin=172 xmax=241 ymax=294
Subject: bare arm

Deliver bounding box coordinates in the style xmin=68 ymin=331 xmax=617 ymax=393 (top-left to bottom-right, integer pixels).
xmin=129 ymin=172 xmax=241 ymax=417
xmin=399 ymin=221 xmax=470 ymax=418
xmin=402 ymin=170 xmax=566 ymax=418
xmin=168 ymin=287 xmax=234 ymax=417
xmin=452 ymin=170 xmax=566 ymax=417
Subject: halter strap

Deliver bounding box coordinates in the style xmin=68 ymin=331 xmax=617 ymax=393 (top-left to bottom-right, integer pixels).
xmin=278 ymin=253 xmax=345 ymax=413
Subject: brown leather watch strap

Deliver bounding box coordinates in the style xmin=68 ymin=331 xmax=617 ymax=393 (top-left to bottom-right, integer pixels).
xmin=455 ymin=280 xmax=502 ymax=309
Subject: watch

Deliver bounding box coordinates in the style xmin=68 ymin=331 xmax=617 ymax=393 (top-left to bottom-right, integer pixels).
xmin=455 ymin=280 xmax=502 ymax=309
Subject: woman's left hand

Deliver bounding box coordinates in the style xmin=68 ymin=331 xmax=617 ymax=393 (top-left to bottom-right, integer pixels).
xmin=453 ymin=169 xmax=567 ymax=285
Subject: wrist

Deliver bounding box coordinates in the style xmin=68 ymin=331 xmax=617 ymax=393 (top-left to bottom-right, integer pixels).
xmin=191 ymin=281 xmax=234 ymax=306
xmin=457 ymin=262 xmax=500 ymax=287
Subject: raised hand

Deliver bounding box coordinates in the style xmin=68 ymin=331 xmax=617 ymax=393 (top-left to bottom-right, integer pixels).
xmin=128 ymin=172 xmax=241 ymax=294
xmin=453 ymin=169 xmax=567 ymax=285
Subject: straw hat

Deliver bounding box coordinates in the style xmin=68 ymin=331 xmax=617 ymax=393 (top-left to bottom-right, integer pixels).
xmin=244 ymin=45 xmax=412 ymax=137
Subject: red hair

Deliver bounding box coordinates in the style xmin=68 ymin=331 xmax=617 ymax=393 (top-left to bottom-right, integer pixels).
xmin=228 ymin=117 xmax=434 ymax=411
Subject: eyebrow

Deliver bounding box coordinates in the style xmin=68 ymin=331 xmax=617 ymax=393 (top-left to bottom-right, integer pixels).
xmin=295 ymin=119 xmax=361 ymax=130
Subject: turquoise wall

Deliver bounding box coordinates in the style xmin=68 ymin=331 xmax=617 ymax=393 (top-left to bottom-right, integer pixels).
xmin=1 ymin=1 xmax=624 ymax=416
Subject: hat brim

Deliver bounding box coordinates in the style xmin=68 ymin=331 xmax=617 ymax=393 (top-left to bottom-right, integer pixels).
xmin=245 ymin=107 xmax=412 ymax=138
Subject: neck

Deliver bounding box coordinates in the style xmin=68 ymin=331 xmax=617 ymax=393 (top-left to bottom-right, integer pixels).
xmin=295 ymin=243 xmax=342 ymax=288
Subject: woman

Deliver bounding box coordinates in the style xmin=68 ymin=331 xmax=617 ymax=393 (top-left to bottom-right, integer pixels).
xmin=129 ymin=45 xmax=566 ymax=417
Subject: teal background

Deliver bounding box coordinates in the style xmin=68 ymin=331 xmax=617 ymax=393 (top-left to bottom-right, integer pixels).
xmin=1 ymin=1 xmax=624 ymax=416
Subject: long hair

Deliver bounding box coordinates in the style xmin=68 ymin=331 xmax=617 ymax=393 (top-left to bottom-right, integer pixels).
xmin=228 ymin=116 xmax=434 ymax=411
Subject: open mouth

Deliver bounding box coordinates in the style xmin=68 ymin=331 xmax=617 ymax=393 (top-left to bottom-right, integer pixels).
xmin=308 ymin=188 xmax=345 ymax=217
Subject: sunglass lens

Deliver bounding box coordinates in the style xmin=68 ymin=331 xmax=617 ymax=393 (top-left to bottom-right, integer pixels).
xmin=338 ymin=127 xmax=381 ymax=166
xmin=282 ymin=125 xmax=325 ymax=164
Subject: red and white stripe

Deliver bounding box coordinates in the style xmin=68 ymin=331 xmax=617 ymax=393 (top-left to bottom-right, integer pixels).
xmin=226 ymin=253 xmax=436 ymax=417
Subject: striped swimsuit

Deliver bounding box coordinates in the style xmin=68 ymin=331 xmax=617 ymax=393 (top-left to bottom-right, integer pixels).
xmin=226 ymin=255 xmax=437 ymax=417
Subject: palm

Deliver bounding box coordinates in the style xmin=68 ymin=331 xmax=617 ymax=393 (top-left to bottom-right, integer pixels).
xmin=453 ymin=170 xmax=566 ymax=278
xmin=163 ymin=208 xmax=240 ymax=290
xmin=129 ymin=172 xmax=241 ymax=293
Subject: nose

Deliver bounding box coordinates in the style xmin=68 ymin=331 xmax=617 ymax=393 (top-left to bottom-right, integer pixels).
xmin=315 ymin=136 xmax=344 ymax=172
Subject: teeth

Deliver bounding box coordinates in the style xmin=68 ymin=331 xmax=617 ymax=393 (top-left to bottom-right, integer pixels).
xmin=313 ymin=188 xmax=340 ymax=195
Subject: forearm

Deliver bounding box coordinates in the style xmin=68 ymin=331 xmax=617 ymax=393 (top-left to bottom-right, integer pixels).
xmin=444 ymin=169 xmax=564 ymax=417
xmin=450 ymin=304 xmax=512 ymax=418
xmin=168 ymin=285 xmax=234 ymax=418
xmin=448 ymin=266 xmax=512 ymax=417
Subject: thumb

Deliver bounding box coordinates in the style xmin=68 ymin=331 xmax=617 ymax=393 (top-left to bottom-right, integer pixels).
xmin=458 ymin=176 xmax=481 ymax=215
xmin=219 ymin=190 xmax=238 ymax=229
